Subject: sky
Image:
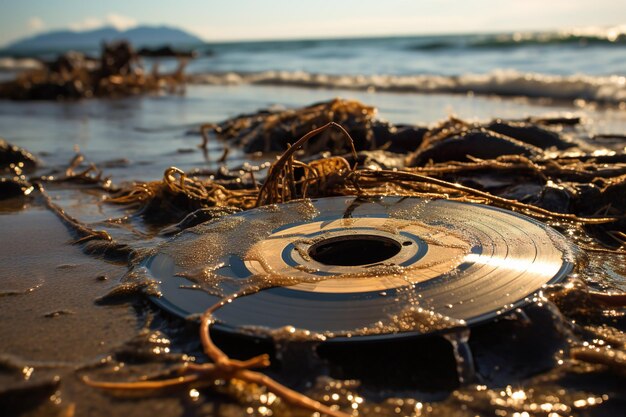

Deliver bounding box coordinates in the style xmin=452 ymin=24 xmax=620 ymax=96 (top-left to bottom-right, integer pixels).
xmin=0 ymin=0 xmax=625 ymax=46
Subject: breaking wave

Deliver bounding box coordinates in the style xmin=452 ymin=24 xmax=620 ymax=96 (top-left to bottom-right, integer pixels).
xmin=0 ymin=57 xmax=42 ymax=72
xmin=409 ymin=26 xmax=626 ymax=51
xmin=190 ymin=70 xmax=626 ymax=105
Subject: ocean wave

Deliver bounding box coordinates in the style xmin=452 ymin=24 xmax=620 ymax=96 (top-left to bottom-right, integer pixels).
xmin=190 ymin=70 xmax=626 ymax=104
xmin=470 ymin=33 xmax=626 ymax=49
xmin=408 ymin=25 xmax=626 ymax=50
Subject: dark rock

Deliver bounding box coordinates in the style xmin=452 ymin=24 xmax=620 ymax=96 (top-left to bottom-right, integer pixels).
xmin=137 ymin=45 xmax=197 ymax=58
xmin=537 ymin=183 xmax=574 ymax=213
xmin=377 ymin=124 xmax=428 ymax=153
xmin=0 ymin=178 xmax=34 ymax=199
xmin=570 ymin=183 xmax=603 ymax=214
xmin=0 ymin=139 xmax=39 ymax=173
xmin=409 ymin=130 xmax=541 ymax=166
xmin=498 ymin=183 xmax=544 ymax=202
xmin=599 ymin=178 xmax=626 ymax=214
xmin=0 ymin=376 xmax=61 ymax=415
xmin=527 ymin=115 xmax=581 ymax=126
xmin=469 ymin=302 xmax=570 ymax=384
xmin=486 ymin=120 xmax=575 ymax=150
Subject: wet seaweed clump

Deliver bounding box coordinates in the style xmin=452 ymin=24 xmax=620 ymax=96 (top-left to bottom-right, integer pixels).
xmin=107 ymin=167 xmax=259 ymax=225
xmin=0 ymin=138 xmax=39 ymax=174
xmin=121 ymin=99 xmax=626 ymax=248
xmin=0 ymin=41 xmax=189 ymax=100
xmin=198 ymin=98 xmax=427 ymax=154
xmin=0 ymin=178 xmax=33 ymax=200
xmin=0 ymin=138 xmax=38 ymax=200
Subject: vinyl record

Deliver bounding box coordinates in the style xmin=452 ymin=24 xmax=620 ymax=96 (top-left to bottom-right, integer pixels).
xmin=146 ymin=196 xmax=576 ymax=341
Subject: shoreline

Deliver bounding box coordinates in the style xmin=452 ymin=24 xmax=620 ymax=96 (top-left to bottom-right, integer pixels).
xmin=187 ymin=70 xmax=626 ymax=106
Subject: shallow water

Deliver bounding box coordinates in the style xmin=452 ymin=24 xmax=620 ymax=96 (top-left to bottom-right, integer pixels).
xmin=1 ymin=84 xmax=626 ymax=184
xmin=1 ymin=86 xmax=625 ymax=416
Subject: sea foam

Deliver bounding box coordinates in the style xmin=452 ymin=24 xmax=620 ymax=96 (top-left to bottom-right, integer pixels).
xmin=0 ymin=57 xmax=42 ymax=72
xmin=191 ymin=70 xmax=626 ymax=105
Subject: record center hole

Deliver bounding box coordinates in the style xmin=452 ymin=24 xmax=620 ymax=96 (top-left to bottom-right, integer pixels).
xmin=308 ymin=235 xmax=401 ymax=266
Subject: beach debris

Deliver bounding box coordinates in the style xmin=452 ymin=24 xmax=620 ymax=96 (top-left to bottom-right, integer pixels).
xmin=110 ymin=106 xmax=626 ymax=245
xmin=0 ymin=177 xmax=33 ymax=199
xmin=571 ymin=346 xmax=626 ymax=376
xmin=408 ymin=117 xmax=544 ymax=165
xmin=82 ymin=121 xmax=626 ymax=414
xmin=0 ymin=138 xmax=39 ymax=174
xmin=199 ymin=98 xmax=384 ymax=154
xmin=107 ymin=167 xmax=258 ymax=224
xmin=486 ymin=119 xmax=576 ymax=149
xmin=137 ymin=45 xmax=198 ymax=58
xmin=83 ymin=299 xmax=351 ymax=417
xmin=43 ymin=50 xmax=99 ymax=74
xmin=0 ymin=41 xmax=190 ymax=100
xmin=198 ymin=100 xmax=580 ymax=163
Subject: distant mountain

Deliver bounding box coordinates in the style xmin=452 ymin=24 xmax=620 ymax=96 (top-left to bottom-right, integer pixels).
xmin=4 ymin=25 xmax=204 ymax=53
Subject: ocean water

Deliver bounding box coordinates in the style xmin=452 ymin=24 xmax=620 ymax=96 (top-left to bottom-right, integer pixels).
xmin=182 ymin=29 xmax=626 ymax=104
xmin=2 ymin=28 xmax=625 ymax=103
xmin=190 ymin=31 xmax=626 ymax=76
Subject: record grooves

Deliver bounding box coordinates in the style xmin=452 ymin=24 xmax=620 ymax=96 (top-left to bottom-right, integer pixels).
xmin=145 ymin=196 xmax=577 ymax=342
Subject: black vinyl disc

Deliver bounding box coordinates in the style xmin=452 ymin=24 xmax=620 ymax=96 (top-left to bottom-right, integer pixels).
xmin=146 ymin=196 xmax=577 ymax=342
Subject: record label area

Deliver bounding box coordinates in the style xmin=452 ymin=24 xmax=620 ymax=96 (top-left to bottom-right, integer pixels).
xmin=308 ymin=234 xmax=402 ymax=266
xmin=146 ymin=196 xmax=577 ymax=341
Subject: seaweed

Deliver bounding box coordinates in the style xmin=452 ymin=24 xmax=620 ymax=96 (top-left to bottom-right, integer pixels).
xmin=199 ymin=98 xmax=381 ymax=154
xmin=107 ymin=167 xmax=258 ymax=224
xmin=0 ymin=138 xmax=39 ymax=174
xmin=0 ymin=41 xmax=189 ymax=100
xmin=117 ymin=106 xmax=626 ymax=243
xmin=84 ymin=301 xmax=350 ymax=417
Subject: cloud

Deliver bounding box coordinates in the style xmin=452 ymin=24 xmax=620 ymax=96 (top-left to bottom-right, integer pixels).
xmin=27 ymin=17 xmax=45 ymax=32
xmin=105 ymin=13 xmax=137 ymax=30
xmin=69 ymin=13 xmax=137 ymax=31
xmin=69 ymin=17 xmax=102 ymax=31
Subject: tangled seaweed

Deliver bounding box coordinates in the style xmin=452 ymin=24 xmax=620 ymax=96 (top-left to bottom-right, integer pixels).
xmin=200 ymin=98 xmax=380 ymax=154
xmin=123 ymin=123 xmax=624 ymax=234
xmin=107 ymin=167 xmax=258 ymax=224
xmin=84 ymin=296 xmax=350 ymax=417
xmin=0 ymin=41 xmax=188 ymax=100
